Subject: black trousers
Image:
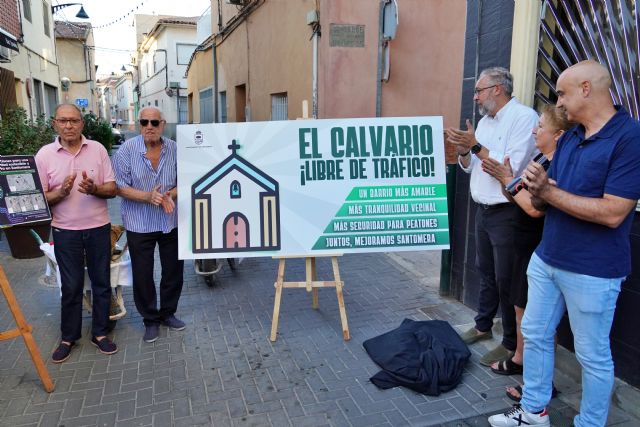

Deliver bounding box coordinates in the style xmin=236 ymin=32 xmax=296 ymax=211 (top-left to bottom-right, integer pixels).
xmin=474 ymin=204 xmax=517 ymax=351
xmin=53 ymin=224 xmax=111 ymax=341
xmin=126 ymin=228 xmax=184 ymax=326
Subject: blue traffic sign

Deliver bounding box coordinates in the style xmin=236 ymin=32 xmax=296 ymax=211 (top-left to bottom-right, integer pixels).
xmin=75 ymin=98 xmax=89 ymax=108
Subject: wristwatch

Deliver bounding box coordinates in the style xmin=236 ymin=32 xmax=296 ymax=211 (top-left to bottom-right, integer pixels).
xmin=471 ymin=143 xmax=482 ymax=155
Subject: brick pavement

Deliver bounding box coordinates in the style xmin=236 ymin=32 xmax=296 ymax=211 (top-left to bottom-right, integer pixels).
xmin=0 ymin=200 xmax=637 ymax=426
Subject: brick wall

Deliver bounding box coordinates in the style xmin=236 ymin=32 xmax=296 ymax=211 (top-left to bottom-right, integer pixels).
xmin=0 ymin=0 xmax=20 ymax=38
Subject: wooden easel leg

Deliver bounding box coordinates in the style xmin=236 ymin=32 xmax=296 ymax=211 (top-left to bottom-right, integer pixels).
xmin=0 ymin=267 xmax=54 ymax=392
xmin=331 ymin=257 xmax=350 ymax=341
xmin=270 ymin=259 xmax=286 ymax=342
xmin=310 ymin=257 xmax=318 ymax=309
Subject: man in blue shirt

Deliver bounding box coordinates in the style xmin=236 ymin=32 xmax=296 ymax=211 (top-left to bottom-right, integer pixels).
xmin=113 ymin=107 xmax=185 ymax=343
xmin=489 ymin=62 xmax=640 ymax=427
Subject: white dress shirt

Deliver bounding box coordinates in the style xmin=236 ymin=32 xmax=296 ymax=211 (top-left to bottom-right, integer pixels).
xmin=459 ymin=98 xmax=538 ymax=205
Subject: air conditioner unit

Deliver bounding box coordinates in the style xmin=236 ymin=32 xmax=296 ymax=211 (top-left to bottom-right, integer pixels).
xmin=226 ymin=0 xmax=247 ymax=5
xmin=169 ymin=81 xmax=180 ymax=89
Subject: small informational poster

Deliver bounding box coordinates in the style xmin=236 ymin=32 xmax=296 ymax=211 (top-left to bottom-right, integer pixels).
xmin=0 ymin=155 xmax=51 ymax=226
xmin=177 ymin=116 xmax=449 ymax=260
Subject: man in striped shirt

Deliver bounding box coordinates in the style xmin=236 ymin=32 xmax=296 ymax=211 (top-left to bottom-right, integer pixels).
xmin=113 ymin=107 xmax=185 ymax=343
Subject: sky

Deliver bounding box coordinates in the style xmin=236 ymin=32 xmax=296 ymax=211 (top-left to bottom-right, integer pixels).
xmin=51 ymin=0 xmax=211 ymax=77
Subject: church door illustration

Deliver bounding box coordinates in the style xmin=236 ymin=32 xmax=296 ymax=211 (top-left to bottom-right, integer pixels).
xmin=224 ymin=212 xmax=249 ymax=249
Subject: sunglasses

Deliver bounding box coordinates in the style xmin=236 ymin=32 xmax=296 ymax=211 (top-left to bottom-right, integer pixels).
xmin=139 ymin=119 xmax=163 ymax=127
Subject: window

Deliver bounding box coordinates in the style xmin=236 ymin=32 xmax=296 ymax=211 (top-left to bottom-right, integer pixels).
xmin=230 ymin=180 xmax=241 ymax=199
xmin=44 ymin=83 xmax=58 ymax=116
xmin=176 ymin=44 xmax=197 ymax=65
xmin=23 ymin=0 xmax=32 ymax=22
xmin=154 ymin=99 xmax=158 ymax=107
xmin=178 ymin=96 xmax=188 ymax=124
xmin=199 ymin=88 xmax=213 ymax=123
xmin=271 ymin=92 xmax=288 ymax=120
xmin=219 ymin=91 xmax=227 ymax=123
xmin=33 ymin=79 xmax=43 ymax=117
xmin=42 ymin=1 xmax=50 ymax=37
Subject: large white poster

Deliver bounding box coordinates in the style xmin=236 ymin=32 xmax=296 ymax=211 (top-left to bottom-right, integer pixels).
xmin=177 ymin=117 xmax=449 ymax=259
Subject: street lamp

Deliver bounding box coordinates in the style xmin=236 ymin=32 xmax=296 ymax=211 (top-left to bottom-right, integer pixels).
xmin=51 ymin=3 xmax=90 ymax=19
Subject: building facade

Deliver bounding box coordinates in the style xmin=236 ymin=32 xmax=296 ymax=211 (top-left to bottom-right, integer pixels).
xmin=135 ymin=15 xmax=198 ymax=139
xmin=186 ymin=0 xmax=465 ymax=142
xmin=114 ymin=71 xmax=134 ymax=129
xmin=54 ymin=21 xmax=96 ymax=114
xmin=2 ymin=0 xmax=59 ymax=120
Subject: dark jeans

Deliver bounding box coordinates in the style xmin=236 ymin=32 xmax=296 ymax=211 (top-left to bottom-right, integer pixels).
xmin=474 ymin=204 xmax=517 ymax=351
xmin=126 ymin=228 xmax=184 ymax=326
xmin=53 ymin=224 xmax=112 ymax=342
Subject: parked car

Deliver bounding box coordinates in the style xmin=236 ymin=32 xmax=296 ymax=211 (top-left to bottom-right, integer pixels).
xmin=112 ymin=127 xmax=125 ymax=146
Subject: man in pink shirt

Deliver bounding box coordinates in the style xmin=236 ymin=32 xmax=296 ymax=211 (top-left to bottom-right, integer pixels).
xmin=35 ymin=104 xmax=118 ymax=362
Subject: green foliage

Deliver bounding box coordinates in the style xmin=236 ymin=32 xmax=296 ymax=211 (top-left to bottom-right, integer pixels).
xmin=0 ymin=108 xmax=55 ymax=155
xmin=82 ymin=113 xmax=113 ymax=152
xmin=0 ymin=109 xmax=114 ymax=156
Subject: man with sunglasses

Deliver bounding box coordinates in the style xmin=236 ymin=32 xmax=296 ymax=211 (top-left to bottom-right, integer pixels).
xmin=445 ymin=67 xmax=538 ymax=366
xmin=113 ymin=107 xmax=184 ymax=343
xmin=35 ymin=103 xmax=118 ymax=363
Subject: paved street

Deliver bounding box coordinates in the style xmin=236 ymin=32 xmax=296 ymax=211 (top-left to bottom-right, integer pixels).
xmin=0 ymin=199 xmax=637 ymax=426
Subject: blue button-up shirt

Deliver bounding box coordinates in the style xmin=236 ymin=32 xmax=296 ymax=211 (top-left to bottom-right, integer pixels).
xmin=113 ymin=135 xmax=178 ymax=233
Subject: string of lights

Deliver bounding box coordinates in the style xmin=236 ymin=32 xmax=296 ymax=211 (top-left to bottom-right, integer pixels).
xmin=92 ymin=1 xmax=146 ymax=29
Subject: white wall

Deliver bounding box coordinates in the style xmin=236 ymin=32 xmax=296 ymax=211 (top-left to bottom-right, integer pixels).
xmin=4 ymin=0 xmax=59 ymax=120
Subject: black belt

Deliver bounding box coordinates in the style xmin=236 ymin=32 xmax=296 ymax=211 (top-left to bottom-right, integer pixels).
xmin=478 ymin=202 xmax=511 ymax=210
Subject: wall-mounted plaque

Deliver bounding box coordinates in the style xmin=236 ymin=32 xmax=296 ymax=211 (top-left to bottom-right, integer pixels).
xmin=330 ymin=24 xmax=365 ymax=48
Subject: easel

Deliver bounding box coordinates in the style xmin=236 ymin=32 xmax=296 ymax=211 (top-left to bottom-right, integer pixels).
xmin=0 ymin=265 xmax=54 ymax=392
xmin=270 ymin=255 xmax=350 ymax=342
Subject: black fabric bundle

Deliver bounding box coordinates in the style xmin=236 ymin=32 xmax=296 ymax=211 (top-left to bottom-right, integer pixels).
xmin=363 ymin=319 xmax=471 ymax=395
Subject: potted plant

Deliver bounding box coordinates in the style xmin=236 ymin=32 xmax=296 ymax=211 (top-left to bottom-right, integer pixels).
xmin=0 ymin=108 xmax=56 ymax=258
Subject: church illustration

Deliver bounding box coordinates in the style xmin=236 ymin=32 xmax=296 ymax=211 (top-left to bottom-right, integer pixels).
xmin=191 ymin=140 xmax=281 ymax=253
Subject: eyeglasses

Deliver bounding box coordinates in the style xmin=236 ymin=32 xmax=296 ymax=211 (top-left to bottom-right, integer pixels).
xmin=55 ymin=118 xmax=83 ymax=126
xmin=139 ymin=119 xmax=163 ymax=127
xmin=474 ymin=84 xmax=498 ymax=95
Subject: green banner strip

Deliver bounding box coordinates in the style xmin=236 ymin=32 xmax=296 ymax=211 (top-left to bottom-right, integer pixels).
xmin=346 ymin=184 xmax=447 ymax=201
xmin=323 ymin=215 xmax=449 ymax=233
xmin=336 ymin=199 xmax=448 ymax=217
xmin=312 ymin=230 xmax=450 ymax=250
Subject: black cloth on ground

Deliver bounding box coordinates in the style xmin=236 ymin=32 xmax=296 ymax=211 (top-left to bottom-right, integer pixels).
xmin=363 ymin=319 xmax=471 ymax=395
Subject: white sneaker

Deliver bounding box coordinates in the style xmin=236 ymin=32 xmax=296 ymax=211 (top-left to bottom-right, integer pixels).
xmin=488 ymin=404 xmax=550 ymax=427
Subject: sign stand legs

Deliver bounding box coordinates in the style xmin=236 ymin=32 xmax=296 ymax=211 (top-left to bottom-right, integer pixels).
xmin=270 ymin=255 xmax=350 ymax=342
xmin=0 ymin=266 xmax=54 ymax=392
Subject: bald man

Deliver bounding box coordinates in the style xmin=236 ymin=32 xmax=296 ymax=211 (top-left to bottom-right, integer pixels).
xmin=489 ymin=61 xmax=640 ymax=427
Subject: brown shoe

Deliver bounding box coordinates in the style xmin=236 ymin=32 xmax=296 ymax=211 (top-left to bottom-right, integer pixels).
xmin=480 ymin=344 xmax=513 ymax=367
xmin=459 ymin=327 xmax=493 ymax=345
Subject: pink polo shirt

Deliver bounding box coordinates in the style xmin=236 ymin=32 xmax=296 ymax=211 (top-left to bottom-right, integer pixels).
xmin=35 ymin=136 xmax=115 ymax=230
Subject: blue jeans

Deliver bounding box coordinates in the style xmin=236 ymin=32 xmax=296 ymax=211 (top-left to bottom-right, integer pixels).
xmin=53 ymin=224 xmax=112 ymax=342
xmin=521 ymin=253 xmax=622 ymax=427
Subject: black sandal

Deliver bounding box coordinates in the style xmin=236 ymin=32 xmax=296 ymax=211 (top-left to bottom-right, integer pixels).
xmin=491 ymin=357 xmax=523 ymax=376
xmin=506 ymin=384 xmax=559 ymax=402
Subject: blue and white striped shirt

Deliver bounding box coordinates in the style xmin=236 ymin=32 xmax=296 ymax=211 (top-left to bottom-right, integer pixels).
xmin=113 ymin=135 xmax=178 ymax=233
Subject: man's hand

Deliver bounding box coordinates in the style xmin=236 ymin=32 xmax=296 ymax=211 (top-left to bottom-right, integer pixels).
xmin=522 ymin=161 xmax=556 ymax=198
xmin=148 ymin=185 xmax=164 ymax=206
xmin=445 ymin=119 xmax=477 ymax=154
xmin=482 ymin=156 xmax=513 ymax=186
xmin=59 ymin=173 xmax=77 ymax=198
xmin=160 ymin=191 xmax=175 ymax=214
xmin=78 ymin=171 xmax=96 ymax=195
